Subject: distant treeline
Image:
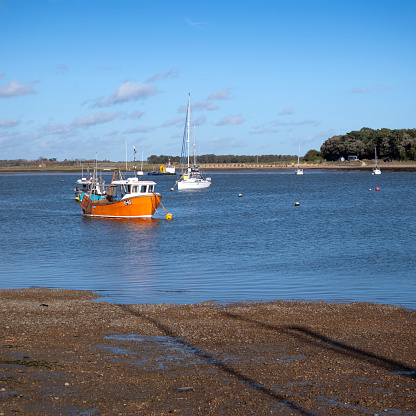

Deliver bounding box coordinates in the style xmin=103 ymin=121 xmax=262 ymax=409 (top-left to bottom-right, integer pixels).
xmin=147 ymin=154 xmax=300 ymax=165
xmin=3 ymin=127 xmax=415 ymax=167
xmin=320 ymin=128 xmax=416 ymax=161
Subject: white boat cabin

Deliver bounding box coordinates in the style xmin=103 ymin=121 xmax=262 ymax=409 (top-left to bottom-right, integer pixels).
xmin=107 ymin=177 xmax=156 ymax=201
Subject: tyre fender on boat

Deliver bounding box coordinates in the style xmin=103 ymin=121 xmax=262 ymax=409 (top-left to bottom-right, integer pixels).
xmin=80 ymin=195 xmax=92 ymax=215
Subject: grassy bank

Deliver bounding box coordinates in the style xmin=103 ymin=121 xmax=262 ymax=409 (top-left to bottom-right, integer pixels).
xmin=1 ymin=160 xmax=416 ymax=173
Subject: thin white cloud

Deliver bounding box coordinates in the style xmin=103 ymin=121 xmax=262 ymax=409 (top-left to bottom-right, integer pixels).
xmin=206 ymin=136 xmax=248 ymax=151
xmin=271 ymin=119 xmax=319 ymax=127
xmin=93 ymin=81 xmax=159 ymax=107
xmin=193 ymin=99 xmax=219 ymax=111
xmin=0 ymin=118 xmax=20 ymax=128
xmin=250 ymin=118 xmax=319 ymax=134
xmin=0 ymin=78 xmax=36 ymax=98
xmin=146 ymin=69 xmax=179 ymax=83
xmin=72 ymin=111 xmax=122 ymax=128
xmin=249 ymin=127 xmax=279 ymax=135
xmin=215 ymin=114 xmax=245 ymax=126
xmin=193 ymin=115 xmax=207 ymax=126
xmin=161 ymin=117 xmax=183 ymax=128
xmin=185 ymin=18 xmax=205 ymax=28
xmin=128 ymin=110 xmax=145 ymax=120
xmin=124 ymin=125 xmax=156 ymax=134
xmin=278 ymin=108 xmax=294 ymax=115
xmin=53 ymin=64 xmax=68 ymax=75
xmin=41 ymin=123 xmax=73 ymax=136
xmin=350 ymin=85 xmax=392 ymax=94
xmin=177 ymin=99 xmax=218 ymax=113
xmin=208 ymin=88 xmax=232 ymax=100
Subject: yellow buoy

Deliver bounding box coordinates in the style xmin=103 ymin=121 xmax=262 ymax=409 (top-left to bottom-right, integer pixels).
xmin=170 ymin=188 xmax=174 ymax=191
xmin=75 ymin=197 xmax=80 ymax=201
xmin=165 ymin=213 xmax=173 ymax=220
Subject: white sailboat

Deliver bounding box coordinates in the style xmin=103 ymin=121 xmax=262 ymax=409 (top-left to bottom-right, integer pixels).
xmin=177 ymin=93 xmax=211 ymax=190
xmin=372 ymin=148 xmax=381 ymax=175
xmin=136 ymin=150 xmax=144 ymax=176
xmin=295 ymin=139 xmax=304 ymax=175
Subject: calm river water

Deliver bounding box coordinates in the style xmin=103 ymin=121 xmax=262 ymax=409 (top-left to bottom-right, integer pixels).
xmin=1 ymin=170 xmax=415 ymax=309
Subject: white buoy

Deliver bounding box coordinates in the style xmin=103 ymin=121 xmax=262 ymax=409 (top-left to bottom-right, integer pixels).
xmin=295 ymin=201 xmax=300 ymax=206
xmin=238 ymin=193 xmax=242 ymax=197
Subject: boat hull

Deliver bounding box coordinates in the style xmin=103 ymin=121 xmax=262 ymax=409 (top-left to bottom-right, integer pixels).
xmin=177 ymin=179 xmax=211 ymax=190
xmin=81 ymin=194 xmax=161 ymax=218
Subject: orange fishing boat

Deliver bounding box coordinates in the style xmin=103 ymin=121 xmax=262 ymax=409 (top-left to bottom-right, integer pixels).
xmin=80 ymin=169 xmax=162 ymax=219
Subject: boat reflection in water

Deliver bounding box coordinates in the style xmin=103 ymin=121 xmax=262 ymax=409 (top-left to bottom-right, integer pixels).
xmin=80 ymin=216 xmax=161 ymax=297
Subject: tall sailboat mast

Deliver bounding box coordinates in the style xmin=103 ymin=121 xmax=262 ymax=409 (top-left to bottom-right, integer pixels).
xmin=193 ymin=126 xmax=197 ymax=167
xmin=186 ymin=93 xmax=191 ymax=170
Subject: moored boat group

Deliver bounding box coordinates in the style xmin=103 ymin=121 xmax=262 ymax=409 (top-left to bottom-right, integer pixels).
xmin=75 ymin=94 xmax=382 ymax=220
xmin=75 ymin=94 xmax=212 ymax=220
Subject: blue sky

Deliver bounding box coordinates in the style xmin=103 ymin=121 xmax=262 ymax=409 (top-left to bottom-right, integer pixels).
xmin=1 ymin=0 xmax=415 ymax=162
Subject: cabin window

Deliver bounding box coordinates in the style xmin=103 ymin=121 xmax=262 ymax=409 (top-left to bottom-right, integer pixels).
xmin=148 ymin=185 xmax=154 ymax=192
xmin=132 ymin=185 xmax=139 ymax=193
xmin=140 ymin=185 xmax=147 ymax=193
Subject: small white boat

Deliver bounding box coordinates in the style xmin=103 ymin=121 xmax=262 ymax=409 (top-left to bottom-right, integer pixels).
xmin=134 ymin=147 xmax=144 ymax=176
xmin=372 ymin=148 xmax=381 ymax=175
xmin=165 ymin=158 xmax=176 ymax=175
xmin=177 ymin=94 xmax=211 ymax=190
xmin=295 ymin=139 xmax=303 ymax=175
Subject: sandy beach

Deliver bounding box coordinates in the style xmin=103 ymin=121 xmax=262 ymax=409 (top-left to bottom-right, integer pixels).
xmin=1 ymin=289 xmax=415 ymax=415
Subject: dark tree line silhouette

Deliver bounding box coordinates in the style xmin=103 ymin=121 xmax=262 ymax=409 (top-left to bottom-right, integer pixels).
xmin=320 ymin=128 xmax=416 ymax=161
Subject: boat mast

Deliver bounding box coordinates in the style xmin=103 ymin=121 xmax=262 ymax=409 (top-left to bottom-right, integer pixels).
xmin=193 ymin=126 xmax=197 ymax=167
xmin=133 ymin=146 xmax=137 ymax=176
xmin=186 ymin=93 xmax=191 ymax=170
xmin=297 ymin=140 xmax=301 ymax=169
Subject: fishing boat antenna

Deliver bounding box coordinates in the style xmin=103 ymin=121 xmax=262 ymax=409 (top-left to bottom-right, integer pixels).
xmin=125 ymin=140 xmax=128 ymax=172
xmin=133 ymin=146 xmax=137 ymax=176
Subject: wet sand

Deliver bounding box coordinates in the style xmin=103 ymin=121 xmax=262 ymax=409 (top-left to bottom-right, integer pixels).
xmin=1 ymin=289 xmax=415 ymax=415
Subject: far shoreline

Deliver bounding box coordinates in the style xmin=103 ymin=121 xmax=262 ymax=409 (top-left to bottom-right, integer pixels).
xmin=1 ymin=160 xmax=416 ymax=173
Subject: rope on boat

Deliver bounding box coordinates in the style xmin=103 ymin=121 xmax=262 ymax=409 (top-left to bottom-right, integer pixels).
xmin=152 ymin=194 xmax=173 ymax=220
